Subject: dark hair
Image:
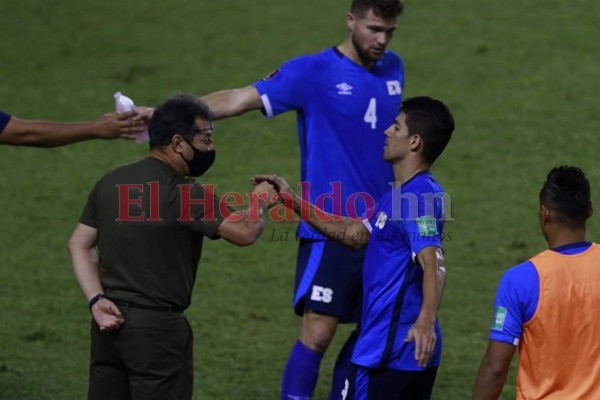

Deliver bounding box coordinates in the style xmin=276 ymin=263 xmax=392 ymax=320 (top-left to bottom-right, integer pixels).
xmin=351 ymin=0 xmax=404 ymax=19
xmin=148 ymin=94 xmax=213 ymax=148
xmin=402 ymin=96 xmax=454 ymax=164
xmin=539 ymin=166 xmax=591 ymax=227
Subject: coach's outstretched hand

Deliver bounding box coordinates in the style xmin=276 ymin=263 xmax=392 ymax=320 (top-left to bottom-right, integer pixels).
xmin=249 ymin=180 xmax=279 ymax=210
xmin=252 ymin=174 xmax=296 ymax=204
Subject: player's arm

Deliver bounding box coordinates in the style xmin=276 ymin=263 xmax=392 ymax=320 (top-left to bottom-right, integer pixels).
xmin=473 ymin=266 xmax=531 ymax=399
xmin=0 ymin=111 xmax=144 ymax=147
xmin=122 ymin=87 xmax=263 ymax=123
xmin=405 ymin=246 xmax=446 ymax=367
xmin=216 ymin=181 xmax=276 ymax=246
xmin=472 ymin=341 xmax=516 ymax=399
xmin=201 ymin=86 xmax=263 ymax=120
xmin=67 ymin=223 xmax=123 ymax=331
xmin=252 ymin=174 xmax=370 ymax=249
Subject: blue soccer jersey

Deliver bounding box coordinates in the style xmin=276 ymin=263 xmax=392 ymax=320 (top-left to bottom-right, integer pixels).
xmin=489 ymin=242 xmax=592 ymax=345
xmin=253 ymin=47 xmax=403 ymax=239
xmin=0 ymin=111 xmax=11 ymax=135
xmin=352 ymin=171 xmax=445 ymax=371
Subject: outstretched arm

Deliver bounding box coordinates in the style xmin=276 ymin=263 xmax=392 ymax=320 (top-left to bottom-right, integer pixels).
xmin=201 ymin=86 xmax=263 ymax=120
xmin=216 ymin=181 xmax=276 ymax=246
xmin=0 ymin=111 xmax=145 ymax=147
xmin=253 ymin=174 xmax=370 ymax=249
xmin=127 ymin=87 xmax=263 ymax=124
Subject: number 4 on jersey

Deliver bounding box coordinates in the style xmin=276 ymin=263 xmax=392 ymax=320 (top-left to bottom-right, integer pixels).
xmin=364 ymin=98 xmax=377 ymax=129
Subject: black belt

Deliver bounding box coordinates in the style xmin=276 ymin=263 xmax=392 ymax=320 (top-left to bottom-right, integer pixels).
xmin=107 ymin=297 xmax=183 ymax=313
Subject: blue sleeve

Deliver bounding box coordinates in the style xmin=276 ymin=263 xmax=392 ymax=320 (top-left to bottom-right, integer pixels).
xmin=400 ymin=189 xmax=444 ymax=259
xmin=0 ymin=111 xmax=12 ymax=135
xmin=252 ymin=55 xmax=320 ymax=117
xmin=489 ymin=261 xmax=539 ymax=345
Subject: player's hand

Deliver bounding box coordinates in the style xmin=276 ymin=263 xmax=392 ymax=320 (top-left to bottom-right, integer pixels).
xmin=250 ymin=181 xmax=277 ymax=211
xmin=250 ymin=181 xmax=278 ymax=207
xmin=252 ymin=174 xmax=295 ymax=203
xmin=134 ymin=106 xmax=155 ymax=123
xmin=404 ymin=319 xmax=437 ymax=368
xmin=93 ymin=111 xmax=146 ymax=140
xmin=91 ymin=298 xmax=124 ymax=332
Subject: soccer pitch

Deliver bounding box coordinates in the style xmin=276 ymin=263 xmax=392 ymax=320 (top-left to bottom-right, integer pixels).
xmin=1 ymin=1 xmax=599 ymax=398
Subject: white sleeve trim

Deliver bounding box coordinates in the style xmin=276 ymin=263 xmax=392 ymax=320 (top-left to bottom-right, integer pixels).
xmin=260 ymin=94 xmax=274 ymax=118
xmin=362 ymin=219 xmax=373 ymax=233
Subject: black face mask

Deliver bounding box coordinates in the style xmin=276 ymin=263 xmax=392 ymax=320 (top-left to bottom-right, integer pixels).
xmin=181 ymin=139 xmax=215 ymax=177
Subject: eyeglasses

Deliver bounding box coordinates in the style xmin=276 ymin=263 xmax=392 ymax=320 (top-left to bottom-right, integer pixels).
xmin=193 ymin=122 xmax=214 ymax=145
xmin=194 ymin=122 xmax=214 ymax=135
xmin=197 ymin=136 xmax=214 ymax=146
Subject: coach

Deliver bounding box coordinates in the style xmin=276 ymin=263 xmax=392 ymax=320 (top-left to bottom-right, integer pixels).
xmin=68 ymin=94 xmax=275 ymax=400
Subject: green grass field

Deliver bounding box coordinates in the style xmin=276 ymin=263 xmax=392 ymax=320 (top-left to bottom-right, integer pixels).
xmin=1 ymin=1 xmax=599 ymax=399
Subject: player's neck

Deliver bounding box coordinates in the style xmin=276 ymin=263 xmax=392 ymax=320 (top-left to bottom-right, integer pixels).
xmin=392 ymin=159 xmax=430 ymax=184
xmin=546 ymin=228 xmax=587 ymax=249
xmin=337 ymin=42 xmax=374 ymax=69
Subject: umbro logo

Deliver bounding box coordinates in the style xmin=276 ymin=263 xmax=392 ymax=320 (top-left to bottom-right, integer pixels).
xmin=336 ymin=82 xmax=353 ymax=95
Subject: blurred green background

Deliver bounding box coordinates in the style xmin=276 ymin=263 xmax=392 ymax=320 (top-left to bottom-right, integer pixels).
xmin=1 ymin=0 xmax=599 ymax=398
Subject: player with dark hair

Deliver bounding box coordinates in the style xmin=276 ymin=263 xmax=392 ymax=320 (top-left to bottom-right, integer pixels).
xmin=351 ymin=0 xmax=404 ymax=19
xmin=197 ymin=1 xmax=405 ymax=398
xmin=473 ymin=166 xmax=600 ymax=399
xmin=255 ymin=96 xmax=455 ymax=399
xmin=399 ymin=96 xmax=455 ymax=164
xmin=0 ymin=109 xmax=145 ymax=146
xmin=68 ymin=94 xmax=276 ymax=400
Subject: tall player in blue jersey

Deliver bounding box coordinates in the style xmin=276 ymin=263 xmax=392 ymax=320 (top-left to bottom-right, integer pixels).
xmin=201 ymin=1 xmax=405 ymax=398
xmin=0 ymin=110 xmax=145 ymax=146
xmin=254 ymin=96 xmax=454 ymax=399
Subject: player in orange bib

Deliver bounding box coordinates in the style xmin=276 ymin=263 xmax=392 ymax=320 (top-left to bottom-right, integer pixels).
xmin=472 ymin=165 xmax=600 ymax=400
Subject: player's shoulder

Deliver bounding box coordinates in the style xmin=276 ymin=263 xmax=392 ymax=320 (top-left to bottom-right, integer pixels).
xmin=383 ymin=50 xmax=403 ymax=63
xmin=380 ymin=50 xmax=404 ymax=69
xmin=501 ymin=260 xmax=538 ymax=289
xmin=280 ymin=47 xmax=340 ymax=72
xmin=404 ymin=171 xmax=443 ymax=194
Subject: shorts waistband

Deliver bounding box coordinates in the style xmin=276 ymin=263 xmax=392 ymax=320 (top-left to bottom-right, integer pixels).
xmin=106 ymin=297 xmax=184 ymax=313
